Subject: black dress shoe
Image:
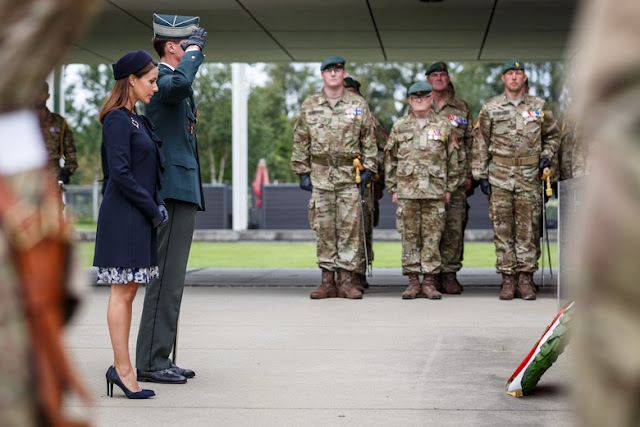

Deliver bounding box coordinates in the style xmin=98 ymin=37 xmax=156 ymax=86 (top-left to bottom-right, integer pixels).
xmin=170 ymin=363 xmax=195 ymax=378
xmin=137 ymin=368 xmax=187 ymax=384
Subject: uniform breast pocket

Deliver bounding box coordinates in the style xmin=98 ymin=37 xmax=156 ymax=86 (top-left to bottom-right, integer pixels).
xmin=396 ymin=134 xmax=414 ymax=159
xmin=492 ymin=115 xmax=512 ymax=136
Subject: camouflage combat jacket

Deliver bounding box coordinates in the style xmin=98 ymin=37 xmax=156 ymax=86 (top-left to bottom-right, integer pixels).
xmin=472 ymin=93 xmax=560 ymax=192
xmin=291 ymin=89 xmax=377 ymax=191
xmin=371 ymin=112 xmax=388 ymax=181
xmin=431 ymin=93 xmax=473 ymax=188
xmin=385 ymin=112 xmax=458 ymax=199
xmin=40 ymin=108 xmax=77 ymax=174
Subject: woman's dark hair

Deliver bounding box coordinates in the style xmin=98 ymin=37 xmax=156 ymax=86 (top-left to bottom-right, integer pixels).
xmin=98 ymin=60 xmax=158 ymax=123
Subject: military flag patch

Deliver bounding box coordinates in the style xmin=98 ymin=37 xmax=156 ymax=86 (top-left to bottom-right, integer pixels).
xmin=448 ymin=114 xmax=468 ymax=128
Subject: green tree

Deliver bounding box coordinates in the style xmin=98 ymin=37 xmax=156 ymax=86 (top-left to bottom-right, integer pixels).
xmin=64 ymin=64 xmax=113 ymax=185
xmin=193 ymin=64 xmax=233 ymax=183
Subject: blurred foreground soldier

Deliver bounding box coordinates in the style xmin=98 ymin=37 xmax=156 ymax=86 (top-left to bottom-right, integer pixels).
xmin=0 ymin=1 xmax=100 ymax=425
xmin=343 ymin=76 xmax=388 ymax=291
xmin=137 ymin=13 xmax=206 ymax=385
xmin=385 ymin=82 xmax=458 ymax=300
xmin=425 ymin=61 xmax=473 ymax=294
xmin=551 ymin=115 xmax=589 ymax=182
xmin=291 ymin=56 xmax=377 ymax=300
xmin=472 ymin=59 xmax=560 ymax=300
xmin=35 ymin=81 xmax=78 ymax=186
xmin=570 ymin=1 xmax=640 ymax=425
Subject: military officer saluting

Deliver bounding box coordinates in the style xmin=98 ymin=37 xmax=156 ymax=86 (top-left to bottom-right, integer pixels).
xmin=472 ymin=59 xmax=560 ymax=300
xmin=385 ymin=82 xmax=458 ymax=300
xmin=425 ymin=61 xmax=473 ymax=294
xmin=291 ymin=56 xmax=378 ymax=300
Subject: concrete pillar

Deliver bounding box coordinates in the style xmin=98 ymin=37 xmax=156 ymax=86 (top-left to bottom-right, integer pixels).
xmin=232 ymin=63 xmax=248 ymax=231
xmin=46 ymin=67 xmax=65 ymax=114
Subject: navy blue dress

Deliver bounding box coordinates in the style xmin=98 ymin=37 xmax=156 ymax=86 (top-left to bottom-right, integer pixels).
xmin=93 ymin=108 xmax=164 ymax=283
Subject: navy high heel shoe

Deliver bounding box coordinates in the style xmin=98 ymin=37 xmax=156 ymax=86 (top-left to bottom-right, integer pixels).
xmin=106 ymin=366 xmax=155 ymax=399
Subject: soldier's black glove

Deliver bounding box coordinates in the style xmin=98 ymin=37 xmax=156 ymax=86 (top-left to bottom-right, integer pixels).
xmin=181 ymin=27 xmax=207 ymax=51
xmin=480 ymin=179 xmax=492 ymax=196
xmin=58 ymin=168 xmax=71 ymax=184
xmin=298 ymin=173 xmax=313 ymax=192
xmin=538 ymin=157 xmax=550 ymax=171
xmin=359 ymin=170 xmax=374 ymax=196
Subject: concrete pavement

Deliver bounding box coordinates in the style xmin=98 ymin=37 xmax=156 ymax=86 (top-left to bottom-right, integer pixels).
xmin=63 ymin=267 xmax=573 ymax=426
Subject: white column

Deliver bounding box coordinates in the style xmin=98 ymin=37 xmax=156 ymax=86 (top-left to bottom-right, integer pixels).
xmin=232 ymin=63 xmax=248 ymax=231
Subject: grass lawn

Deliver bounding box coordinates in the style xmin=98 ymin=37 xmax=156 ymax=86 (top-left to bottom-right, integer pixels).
xmin=77 ymin=241 xmax=558 ymax=269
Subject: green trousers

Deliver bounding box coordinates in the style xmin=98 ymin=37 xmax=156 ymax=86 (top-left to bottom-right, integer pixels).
xmin=136 ymin=200 xmax=197 ymax=371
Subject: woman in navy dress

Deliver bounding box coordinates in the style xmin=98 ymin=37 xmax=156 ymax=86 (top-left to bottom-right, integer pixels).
xmin=93 ymin=50 xmax=166 ymax=399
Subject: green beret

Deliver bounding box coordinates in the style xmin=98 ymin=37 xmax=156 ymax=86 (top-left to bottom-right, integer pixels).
xmin=343 ymin=77 xmax=361 ymax=92
xmin=407 ymin=81 xmax=432 ymax=97
xmin=425 ymin=61 xmax=448 ymax=76
xmin=502 ymin=59 xmax=525 ymax=74
xmin=153 ymin=14 xmax=200 ymax=39
xmin=320 ymin=56 xmax=346 ymax=71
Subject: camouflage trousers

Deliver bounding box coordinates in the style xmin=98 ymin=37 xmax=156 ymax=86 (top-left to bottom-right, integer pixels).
xmin=439 ymin=186 xmax=468 ymax=273
xmin=310 ymin=186 xmax=364 ymax=272
xmin=355 ymin=186 xmax=375 ymax=275
xmin=489 ymin=187 xmax=541 ymax=274
xmin=0 ymin=170 xmax=39 ymax=427
xmin=397 ymin=198 xmax=446 ymax=275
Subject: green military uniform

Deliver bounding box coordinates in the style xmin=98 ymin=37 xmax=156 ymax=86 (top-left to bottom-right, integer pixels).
xmin=292 ymin=60 xmax=377 ymax=299
xmin=386 ymin=82 xmax=458 ymax=299
xmin=472 ymin=61 xmax=560 ymax=299
xmin=430 ymin=92 xmax=473 ymax=280
xmin=40 ymin=107 xmax=78 ymax=179
xmin=571 ymin=1 xmax=640 ymax=425
xmin=356 ymin=109 xmax=388 ymax=286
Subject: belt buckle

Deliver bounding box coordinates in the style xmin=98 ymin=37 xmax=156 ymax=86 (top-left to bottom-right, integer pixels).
xmin=514 ymin=158 xmax=522 ymax=166
xmin=329 ymin=157 xmax=340 ymax=168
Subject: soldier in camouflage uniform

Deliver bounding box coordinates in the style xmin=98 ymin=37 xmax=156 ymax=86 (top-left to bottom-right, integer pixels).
xmin=35 ymin=82 xmax=78 ymax=185
xmin=291 ymin=56 xmax=377 ymax=300
xmin=385 ymin=82 xmax=458 ymax=300
xmin=551 ymin=115 xmax=588 ymax=182
xmin=343 ymin=77 xmax=388 ymax=291
xmin=472 ymin=59 xmax=560 ymax=300
xmin=425 ymin=61 xmax=473 ymax=294
xmin=570 ymin=1 xmax=640 ymax=425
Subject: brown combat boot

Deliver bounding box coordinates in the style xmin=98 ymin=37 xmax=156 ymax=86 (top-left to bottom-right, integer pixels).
xmin=421 ymin=274 xmax=442 ymax=300
xmin=517 ymin=272 xmax=537 ymax=300
xmin=434 ymin=272 xmax=444 ymax=293
xmin=310 ymin=269 xmax=338 ymax=299
xmin=352 ymin=273 xmax=369 ymax=292
xmin=441 ymin=272 xmax=463 ymax=294
xmin=401 ymin=274 xmax=422 ymax=299
xmin=337 ymin=269 xmax=363 ymax=299
xmin=499 ymin=273 xmax=516 ymax=300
